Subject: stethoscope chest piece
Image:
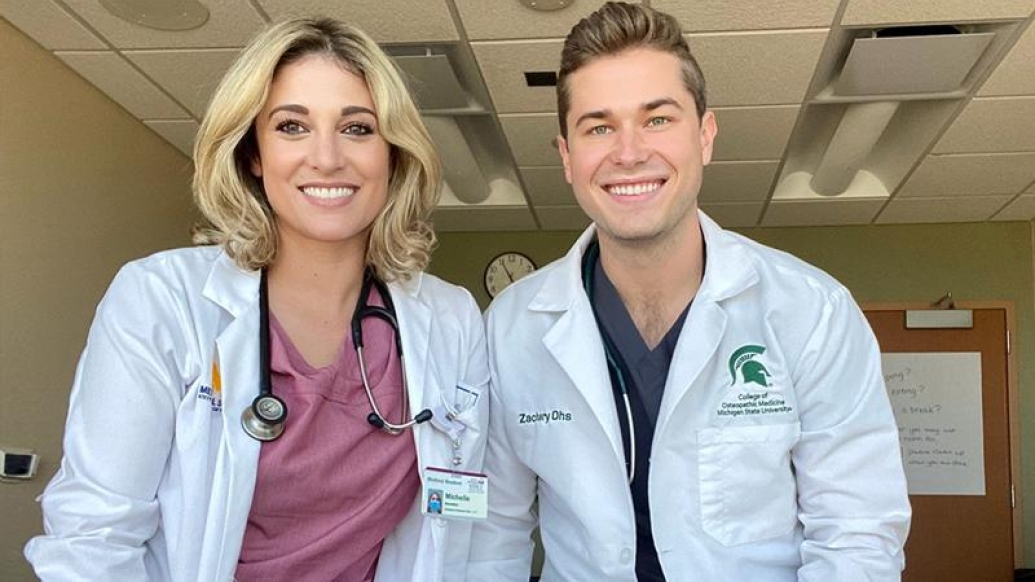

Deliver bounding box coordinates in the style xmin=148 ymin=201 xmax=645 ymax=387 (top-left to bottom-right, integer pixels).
xmin=241 ymin=394 xmax=287 ymax=441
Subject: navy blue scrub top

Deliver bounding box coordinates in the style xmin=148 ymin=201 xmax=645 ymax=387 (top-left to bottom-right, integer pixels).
xmin=590 ymin=255 xmax=690 ymax=582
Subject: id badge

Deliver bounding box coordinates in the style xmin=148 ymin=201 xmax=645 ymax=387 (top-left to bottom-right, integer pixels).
xmin=421 ymin=467 xmax=489 ymax=520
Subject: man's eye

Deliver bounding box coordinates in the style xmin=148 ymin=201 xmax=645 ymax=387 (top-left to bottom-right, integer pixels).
xmin=647 ymin=116 xmax=670 ymax=127
xmin=588 ymin=125 xmax=612 ymax=136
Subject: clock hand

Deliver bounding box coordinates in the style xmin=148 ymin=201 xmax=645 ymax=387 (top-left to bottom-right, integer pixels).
xmin=502 ymin=263 xmax=515 ymax=283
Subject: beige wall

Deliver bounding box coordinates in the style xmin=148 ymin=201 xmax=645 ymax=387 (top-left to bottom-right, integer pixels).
xmin=433 ymin=219 xmax=1035 ymax=565
xmin=0 ymin=19 xmax=195 ymax=580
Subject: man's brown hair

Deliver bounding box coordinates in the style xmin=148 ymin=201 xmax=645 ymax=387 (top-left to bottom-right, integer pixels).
xmin=557 ymin=1 xmax=707 ymax=139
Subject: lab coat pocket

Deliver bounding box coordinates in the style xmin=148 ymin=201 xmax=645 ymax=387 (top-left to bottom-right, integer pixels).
xmin=449 ymin=380 xmax=487 ymax=427
xmin=697 ymin=422 xmax=801 ymax=546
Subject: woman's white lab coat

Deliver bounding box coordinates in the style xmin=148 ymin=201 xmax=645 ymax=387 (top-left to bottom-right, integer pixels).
xmin=25 ymin=246 xmax=489 ymax=582
xmin=468 ymin=212 xmax=911 ymax=581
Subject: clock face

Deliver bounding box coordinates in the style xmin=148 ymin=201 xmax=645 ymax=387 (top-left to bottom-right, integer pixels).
xmin=484 ymin=252 xmax=537 ymax=298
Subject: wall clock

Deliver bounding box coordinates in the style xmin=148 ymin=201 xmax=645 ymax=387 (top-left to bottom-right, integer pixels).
xmin=484 ymin=252 xmax=537 ymax=298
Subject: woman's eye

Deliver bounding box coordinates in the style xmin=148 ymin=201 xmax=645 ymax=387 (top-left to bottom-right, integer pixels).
xmin=274 ymin=120 xmax=306 ymax=135
xmin=343 ymin=122 xmax=374 ymax=136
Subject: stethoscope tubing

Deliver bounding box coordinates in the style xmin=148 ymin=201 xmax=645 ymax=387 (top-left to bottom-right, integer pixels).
xmin=242 ymin=268 xmax=432 ymax=441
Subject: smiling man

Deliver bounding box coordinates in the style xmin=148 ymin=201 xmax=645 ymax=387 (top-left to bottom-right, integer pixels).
xmin=467 ymin=3 xmax=910 ymax=581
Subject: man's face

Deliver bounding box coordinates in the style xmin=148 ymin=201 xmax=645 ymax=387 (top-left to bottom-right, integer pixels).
xmin=558 ymin=48 xmax=717 ymax=247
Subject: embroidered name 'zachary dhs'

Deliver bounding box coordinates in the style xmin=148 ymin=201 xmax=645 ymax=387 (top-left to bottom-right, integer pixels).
xmin=518 ymin=410 xmax=573 ymax=425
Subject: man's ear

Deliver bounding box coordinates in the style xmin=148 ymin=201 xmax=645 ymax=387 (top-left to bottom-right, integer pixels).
xmin=557 ymin=134 xmax=573 ymax=184
xmin=698 ymin=110 xmax=718 ymax=166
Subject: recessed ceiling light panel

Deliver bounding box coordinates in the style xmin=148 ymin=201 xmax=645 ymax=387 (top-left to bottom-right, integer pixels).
xmin=100 ymin=0 xmax=210 ymax=31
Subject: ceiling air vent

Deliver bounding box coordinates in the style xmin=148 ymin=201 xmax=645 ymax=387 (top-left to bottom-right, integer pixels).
xmin=835 ymin=25 xmax=994 ymax=96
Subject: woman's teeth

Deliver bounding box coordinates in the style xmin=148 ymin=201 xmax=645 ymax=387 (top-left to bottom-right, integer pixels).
xmin=302 ymin=186 xmax=356 ymax=199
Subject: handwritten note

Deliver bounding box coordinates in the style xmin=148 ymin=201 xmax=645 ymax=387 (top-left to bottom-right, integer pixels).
xmin=882 ymin=353 xmax=984 ymax=496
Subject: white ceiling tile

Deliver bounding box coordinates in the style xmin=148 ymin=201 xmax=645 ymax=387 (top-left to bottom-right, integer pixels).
xmin=61 ymin=0 xmax=266 ymax=49
xmin=877 ymin=195 xmax=1013 ymax=223
xmin=0 ymin=0 xmax=105 ymax=49
xmin=992 ymin=194 xmax=1035 ymax=220
xmin=472 ymin=40 xmax=563 ymax=114
xmin=432 ymin=206 xmax=538 ymax=231
xmin=55 ymin=51 xmax=191 ymax=119
xmin=700 ymin=161 xmax=779 ymax=203
xmin=842 ymin=0 xmax=1035 ymax=25
xmin=700 ymin=203 xmax=764 ymax=227
xmin=897 ymin=153 xmax=1035 ymax=197
xmin=934 ymin=97 xmax=1035 ymax=153
xmin=712 ymin=106 xmax=799 ymax=160
xmin=501 ymin=114 xmax=560 ymax=166
xmin=980 ymin=22 xmax=1035 ymax=97
xmin=763 ymin=199 xmax=885 ymax=226
xmin=145 ymin=120 xmax=199 ymax=157
xmin=125 ymin=49 xmax=241 ymax=118
xmin=519 ymin=167 xmax=574 ymax=206
xmin=455 ymin=0 xmax=612 ymax=40
xmin=689 ymin=30 xmax=828 ymax=107
xmin=536 ymin=206 xmax=591 ymax=230
xmin=257 ymin=0 xmax=457 ymax=43
xmin=656 ymin=0 xmax=840 ymax=31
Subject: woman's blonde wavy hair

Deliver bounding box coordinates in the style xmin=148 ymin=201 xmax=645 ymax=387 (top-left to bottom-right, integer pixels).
xmin=192 ymin=18 xmax=441 ymax=281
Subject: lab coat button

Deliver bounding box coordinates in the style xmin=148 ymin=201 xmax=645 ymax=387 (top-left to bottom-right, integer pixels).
xmin=620 ymin=547 xmax=633 ymax=564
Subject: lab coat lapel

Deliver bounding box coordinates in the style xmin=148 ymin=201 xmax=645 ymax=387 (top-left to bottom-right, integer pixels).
xmin=656 ymin=212 xmax=758 ymax=434
xmin=389 ymin=274 xmax=433 ymax=473
xmin=656 ymin=301 xmax=727 ymax=432
xmin=388 ymin=273 xmax=443 ymax=564
xmin=202 ymin=253 xmax=262 ymax=579
xmin=534 ymin=228 xmax=626 ymax=464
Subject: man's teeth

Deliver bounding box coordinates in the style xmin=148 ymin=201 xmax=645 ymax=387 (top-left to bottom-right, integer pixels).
xmin=607 ymin=181 xmax=663 ymax=196
xmin=302 ymin=186 xmax=356 ymax=199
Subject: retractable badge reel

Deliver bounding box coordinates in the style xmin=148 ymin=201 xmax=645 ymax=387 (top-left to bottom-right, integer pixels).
xmin=421 ymin=384 xmax=489 ymax=521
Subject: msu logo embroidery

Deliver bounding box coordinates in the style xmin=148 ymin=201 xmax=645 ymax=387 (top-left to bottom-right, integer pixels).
xmin=728 ymin=344 xmax=771 ymax=388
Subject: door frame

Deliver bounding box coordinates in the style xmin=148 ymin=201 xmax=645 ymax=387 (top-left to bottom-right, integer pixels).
xmin=862 ymin=300 xmax=1022 ymax=567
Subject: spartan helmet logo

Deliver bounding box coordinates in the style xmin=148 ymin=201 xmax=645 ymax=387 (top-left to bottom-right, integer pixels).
xmin=729 ymin=345 xmax=771 ymax=388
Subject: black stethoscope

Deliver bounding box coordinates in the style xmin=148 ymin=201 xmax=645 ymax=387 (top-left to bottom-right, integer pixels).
xmin=582 ymin=240 xmax=637 ymax=484
xmin=241 ymin=268 xmax=433 ymax=441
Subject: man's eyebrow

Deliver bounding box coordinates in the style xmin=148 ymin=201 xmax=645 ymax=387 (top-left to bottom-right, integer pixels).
xmin=644 ymin=97 xmax=682 ymax=111
xmin=573 ymin=98 xmax=684 ymax=127
xmin=574 ymin=109 xmax=611 ymax=128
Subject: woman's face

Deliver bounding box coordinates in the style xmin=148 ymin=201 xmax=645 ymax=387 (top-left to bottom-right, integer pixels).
xmin=251 ymin=54 xmax=391 ymax=252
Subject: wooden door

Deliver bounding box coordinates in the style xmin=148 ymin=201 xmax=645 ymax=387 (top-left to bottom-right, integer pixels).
xmin=864 ymin=307 xmax=1015 ymax=582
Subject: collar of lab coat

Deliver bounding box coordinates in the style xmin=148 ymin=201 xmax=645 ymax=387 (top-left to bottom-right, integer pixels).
xmin=529 ymin=210 xmax=759 ymax=312
xmin=200 ymin=250 xmax=426 ymax=317
xmin=521 ymin=211 xmax=761 ymax=464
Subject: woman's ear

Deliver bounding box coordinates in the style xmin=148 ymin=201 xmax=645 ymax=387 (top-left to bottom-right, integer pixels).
xmin=250 ymin=156 xmax=262 ymax=178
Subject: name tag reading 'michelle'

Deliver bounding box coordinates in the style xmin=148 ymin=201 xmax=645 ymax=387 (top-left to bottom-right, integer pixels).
xmin=421 ymin=467 xmax=488 ymax=520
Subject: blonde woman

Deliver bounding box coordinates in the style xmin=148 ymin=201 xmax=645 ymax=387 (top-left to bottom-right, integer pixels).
xmin=25 ymin=18 xmax=488 ymax=582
